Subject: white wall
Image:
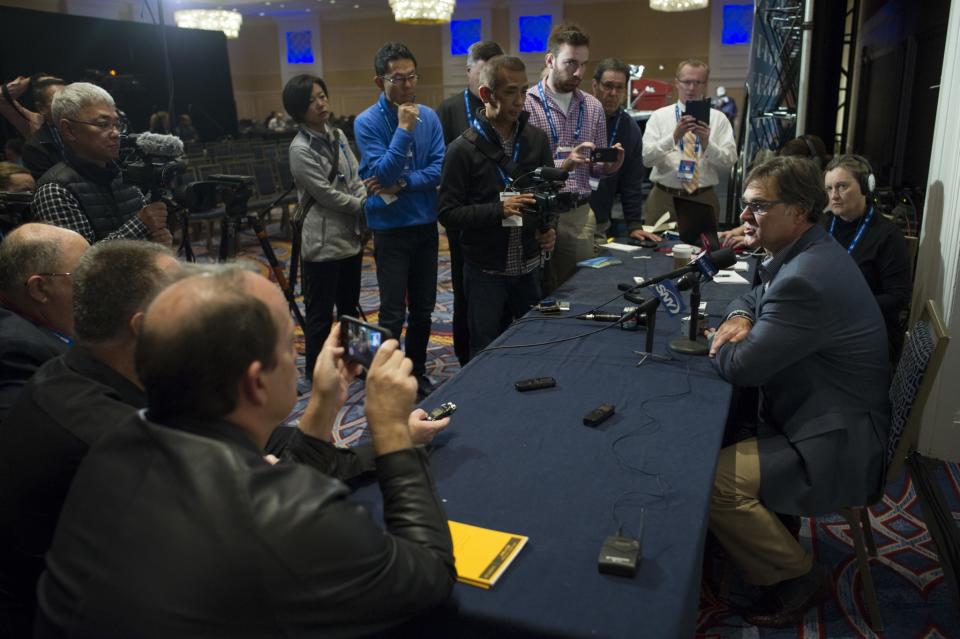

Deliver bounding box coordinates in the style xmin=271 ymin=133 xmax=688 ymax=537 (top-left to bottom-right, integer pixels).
xmin=912 ymin=0 xmax=960 ymax=462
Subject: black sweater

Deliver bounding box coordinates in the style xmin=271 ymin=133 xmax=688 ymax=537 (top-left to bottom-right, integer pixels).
xmin=824 ymin=211 xmax=912 ymax=357
xmin=438 ymin=111 xmax=554 ymax=272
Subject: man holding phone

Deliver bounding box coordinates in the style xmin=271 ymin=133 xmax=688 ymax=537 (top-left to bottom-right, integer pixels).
xmin=641 ymin=59 xmax=738 ymax=226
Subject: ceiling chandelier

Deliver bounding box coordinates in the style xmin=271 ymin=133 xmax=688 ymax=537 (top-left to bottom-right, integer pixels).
xmin=389 ymin=0 xmax=456 ymax=24
xmin=174 ymin=9 xmax=243 ymax=39
xmin=650 ymin=0 xmax=709 ymax=11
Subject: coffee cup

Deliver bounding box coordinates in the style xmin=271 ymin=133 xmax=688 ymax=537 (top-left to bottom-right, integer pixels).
xmin=673 ymin=243 xmax=694 ymax=269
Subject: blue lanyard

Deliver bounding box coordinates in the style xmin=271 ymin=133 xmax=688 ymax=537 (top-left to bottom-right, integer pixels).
xmin=537 ymin=81 xmax=584 ymax=151
xmin=473 ymin=121 xmax=521 ymax=185
xmin=829 ymin=207 xmax=875 ymax=254
xmin=376 ymin=98 xmax=415 ymax=162
xmin=675 ymin=105 xmax=701 ymax=155
xmin=463 ymin=90 xmax=480 ymax=132
xmin=607 ymin=109 xmax=622 ymax=147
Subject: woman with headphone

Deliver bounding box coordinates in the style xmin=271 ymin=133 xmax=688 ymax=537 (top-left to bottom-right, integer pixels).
xmin=823 ymin=155 xmax=912 ymax=361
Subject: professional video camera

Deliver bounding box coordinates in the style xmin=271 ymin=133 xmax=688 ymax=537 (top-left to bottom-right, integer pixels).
xmin=510 ymin=166 xmax=578 ymax=232
xmin=174 ymin=174 xmax=253 ymax=217
xmin=119 ymin=132 xmax=188 ymax=201
xmin=0 ymin=191 xmax=32 ymax=237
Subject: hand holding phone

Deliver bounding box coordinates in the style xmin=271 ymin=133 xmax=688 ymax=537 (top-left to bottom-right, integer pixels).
xmin=590 ymin=147 xmax=620 ymax=163
xmin=340 ymin=316 xmax=393 ymax=369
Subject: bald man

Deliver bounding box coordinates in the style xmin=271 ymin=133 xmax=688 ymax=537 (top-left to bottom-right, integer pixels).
xmin=36 ymin=269 xmax=455 ymax=638
xmin=0 ymin=223 xmax=88 ymax=421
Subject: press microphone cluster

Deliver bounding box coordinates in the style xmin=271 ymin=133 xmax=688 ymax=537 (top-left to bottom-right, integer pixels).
xmin=628 ymin=247 xmax=736 ymax=291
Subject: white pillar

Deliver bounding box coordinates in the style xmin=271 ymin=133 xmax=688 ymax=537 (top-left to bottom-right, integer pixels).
xmin=912 ymin=0 xmax=960 ymax=463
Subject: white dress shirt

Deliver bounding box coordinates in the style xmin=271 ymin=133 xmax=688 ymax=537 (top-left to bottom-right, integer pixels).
xmin=642 ymin=101 xmax=738 ymax=189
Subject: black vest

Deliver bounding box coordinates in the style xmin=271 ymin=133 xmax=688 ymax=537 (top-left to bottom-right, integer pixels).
xmin=37 ymin=152 xmax=143 ymax=241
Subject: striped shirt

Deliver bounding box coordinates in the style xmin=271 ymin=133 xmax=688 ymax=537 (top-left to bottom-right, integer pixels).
xmin=524 ymin=83 xmax=608 ymax=197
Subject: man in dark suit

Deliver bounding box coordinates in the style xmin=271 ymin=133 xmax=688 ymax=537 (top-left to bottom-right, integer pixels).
xmin=35 ymin=268 xmax=455 ymax=637
xmin=708 ymin=156 xmax=891 ymax=627
xmin=0 ymin=223 xmax=89 ymax=422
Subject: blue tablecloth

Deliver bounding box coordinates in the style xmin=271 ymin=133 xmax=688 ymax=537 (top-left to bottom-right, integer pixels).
xmin=360 ymin=245 xmax=755 ymax=639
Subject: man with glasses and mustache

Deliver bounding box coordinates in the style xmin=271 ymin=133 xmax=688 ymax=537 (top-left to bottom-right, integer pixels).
xmin=31 ymin=82 xmax=171 ymax=245
xmin=706 ymin=157 xmax=890 ymax=627
xmin=642 ymin=59 xmax=737 ymax=226
xmin=355 ymin=43 xmax=445 ymax=399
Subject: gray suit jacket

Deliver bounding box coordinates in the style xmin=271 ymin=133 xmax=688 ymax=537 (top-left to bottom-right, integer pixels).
xmin=714 ymin=224 xmax=891 ymax=515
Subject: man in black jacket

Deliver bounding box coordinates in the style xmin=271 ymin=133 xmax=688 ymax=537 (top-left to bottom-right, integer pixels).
xmin=0 ymin=240 xmax=179 ymax=635
xmin=439 ymin=55 xmax=557 ymax=356
xmin=435 ymin=39 xmax=505 ymax=366
xmin=0 ymin=223 xmax=88 ymax=423
xmin=36 ymin=268 xmax=455 ymax=638
xmin=589 ymin=58 xmax=660 ymax=242
xmin=20 ymin=74 xmax=66 ymax=180
xmin=30 ymin=82 xmax=171 ymax=245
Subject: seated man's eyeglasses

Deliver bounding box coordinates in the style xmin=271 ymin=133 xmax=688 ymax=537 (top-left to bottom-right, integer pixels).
xmin=600 ymin=81 xmax=626 ymax=92
xmin=65 ymin=117 xmax=129 ymax=134
xmin=741 ymin=200 xmax=784 ymax=216
xmin=380 ymin=73 xmax=419 ymax=85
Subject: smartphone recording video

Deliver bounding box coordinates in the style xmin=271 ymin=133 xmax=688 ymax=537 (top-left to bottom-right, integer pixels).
xmin=340 ymin=316 xmax=392 ymax=369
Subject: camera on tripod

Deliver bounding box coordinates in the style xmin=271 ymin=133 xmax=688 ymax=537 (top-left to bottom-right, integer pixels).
xmin=175 ymin=174 xmax=253 ymax=217
xmin=516 ymin=167 xmax=577 ymax=231
xmin=119 ymin=133 xmax=188 ymax=200
xmin=0 ymin=191 xmax=32 ymax=236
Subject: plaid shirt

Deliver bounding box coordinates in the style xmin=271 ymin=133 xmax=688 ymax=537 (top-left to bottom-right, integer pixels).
xmin=524 ymin=82 xmax=608 ymax=198
xmin=32 ymin=183 xmax=149 ymax=244
xmin=486 ymin=126 xmax=540 ymax=277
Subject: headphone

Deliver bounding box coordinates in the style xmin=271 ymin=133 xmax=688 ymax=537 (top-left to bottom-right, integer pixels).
xmin=800 ymin=135 xmax=817 ymax=159
xmin=844 ymin=154 xmax=876 ymax=195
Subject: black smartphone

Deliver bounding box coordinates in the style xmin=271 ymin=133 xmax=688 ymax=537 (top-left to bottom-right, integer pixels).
xmin=591 ymin=147 xmax=619 ymax=163
xmin=684 ymin=98 xmax=711 ymax=124
xmin=340 ymin=316 xmax=392 ymax=369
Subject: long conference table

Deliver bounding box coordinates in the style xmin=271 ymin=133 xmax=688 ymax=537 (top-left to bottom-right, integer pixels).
xmin=355 ymin=243 xmax=755 ymax=639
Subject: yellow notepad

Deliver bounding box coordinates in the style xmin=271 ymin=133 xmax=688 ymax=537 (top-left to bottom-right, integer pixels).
xmin=448 ymin=520 xmax=529 ymax=589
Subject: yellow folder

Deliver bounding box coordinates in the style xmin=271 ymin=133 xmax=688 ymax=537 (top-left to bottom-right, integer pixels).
xmin=448 ymin=520 xmax=529 ymax=589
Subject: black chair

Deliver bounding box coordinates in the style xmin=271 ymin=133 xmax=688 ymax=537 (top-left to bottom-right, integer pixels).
xmin=823 ymin=300 xmax=950 ymax=632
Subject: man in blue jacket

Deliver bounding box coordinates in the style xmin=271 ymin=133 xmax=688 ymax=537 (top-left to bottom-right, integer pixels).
xmin=355 ymin=42 xmax=445 ymax=398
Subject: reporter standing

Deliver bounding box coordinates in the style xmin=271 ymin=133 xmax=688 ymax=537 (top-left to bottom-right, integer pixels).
xmin=284 ymin=75 xmax=366 ymax=376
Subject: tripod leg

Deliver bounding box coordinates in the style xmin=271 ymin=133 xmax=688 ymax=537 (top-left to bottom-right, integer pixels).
xmin=246 ymin=215 xmax=307 ymax=332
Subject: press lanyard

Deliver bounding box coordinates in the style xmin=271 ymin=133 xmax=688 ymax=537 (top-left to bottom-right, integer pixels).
xmin=377 ymin=98 xmax=415 ymax=167
xmin=829 ymin=207 xmax=875 ymax=254
xmin=474 ymin=121 xmax=521 ymax=186
xmin=537 ymin=81 xmax=584 ymax=151
xmin=675 ymin=105 xmax=701 ymax=155
xmin=608 ymin=109 xmax=622 ymax=147
xmin=463 ymin=90 xmax=480 ymax=132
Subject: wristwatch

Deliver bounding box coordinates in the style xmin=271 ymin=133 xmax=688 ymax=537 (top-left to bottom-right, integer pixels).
xmin=396 ymin=177 xmax=408 ymax=191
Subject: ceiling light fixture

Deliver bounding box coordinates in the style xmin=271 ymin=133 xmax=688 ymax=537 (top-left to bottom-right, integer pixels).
xmin=649 ymin=0 xmax=708 ymax=11
xmin=389 ymin=0 xmax=456 ymax=24
xmin=174 ymin=9 xmax=243 ymax=38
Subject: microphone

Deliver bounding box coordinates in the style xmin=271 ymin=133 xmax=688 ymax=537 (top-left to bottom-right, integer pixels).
xmin=122 ymin=132 xmax=185 ymax=159
xmin=632 ymin=247 xmax=736 ymax=290
xmin=534 ymin=166 xmax=569 ymax=182
xmin=581 ymin=312 xmax=623 ymax=322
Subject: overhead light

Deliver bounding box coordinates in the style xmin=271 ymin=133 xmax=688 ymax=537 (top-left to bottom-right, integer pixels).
xmin=650 ymin=0 xmax=708 ymax=11
xmin=389 ymin=0 xmax=456 ymax=24
xmin=174 ymin=9 xmax=243 ymax=38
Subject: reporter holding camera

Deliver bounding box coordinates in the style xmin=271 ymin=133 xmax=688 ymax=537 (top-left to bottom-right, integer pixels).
xmin=438 ymin=55 xmax=556 ymax=357
xmin=283 ymin=75 xmax=366 ymax=377
xmin=30 ymin=83 xmax=171 ymax=245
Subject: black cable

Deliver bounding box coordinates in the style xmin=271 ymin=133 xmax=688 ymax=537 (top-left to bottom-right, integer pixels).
xmin=479 ymin=314 xmax=628 ymax=352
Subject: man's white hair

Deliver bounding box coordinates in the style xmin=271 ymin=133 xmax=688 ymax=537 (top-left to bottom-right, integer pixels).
xmin=51 ymin=82 xmax=116 ymax=124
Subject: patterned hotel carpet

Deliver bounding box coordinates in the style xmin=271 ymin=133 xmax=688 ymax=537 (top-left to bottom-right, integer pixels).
xmin=199 ymin=219 xmax=960 ymax=639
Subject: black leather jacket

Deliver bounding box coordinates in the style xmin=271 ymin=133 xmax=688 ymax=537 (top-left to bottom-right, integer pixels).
xmin=36 ymin=414 xmax=456 ymax=638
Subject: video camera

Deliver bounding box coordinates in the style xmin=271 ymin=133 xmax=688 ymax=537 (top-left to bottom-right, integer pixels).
xmin=512 ymin=167 xmax=578 ymax=232
xmin=0 ymin=191 xmax=32 ymax=236
xmin=174 ymin=174 xmax=253 ymax=217
xmin=118 ymin=132 xmax=188 ymax=201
